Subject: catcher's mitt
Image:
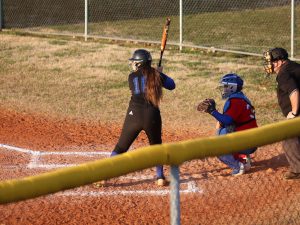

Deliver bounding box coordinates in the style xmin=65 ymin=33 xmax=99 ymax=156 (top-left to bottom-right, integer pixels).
xmin=197 ymin=98 xmax=216 ymax=114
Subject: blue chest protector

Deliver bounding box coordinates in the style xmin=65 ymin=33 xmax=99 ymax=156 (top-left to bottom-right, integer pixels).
xmin=218 ymin=92 xmax=254 ymax=135
xmin=223 ymin=92 xmax=253 ymax=113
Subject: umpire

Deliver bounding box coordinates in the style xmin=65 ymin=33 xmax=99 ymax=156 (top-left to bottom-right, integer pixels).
xmin=263 ymin=47 xmax=300 ymax=180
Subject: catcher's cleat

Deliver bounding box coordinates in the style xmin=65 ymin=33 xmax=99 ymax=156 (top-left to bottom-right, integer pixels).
xmin=157 ymin=178 xmax=169 ymax=186
xmin=231 ymin=162 xmax=245 ymax=176
xmin=93 ymin=180 xmax=106 ymax=188
xmin=241 ymin=155 xmax=251 ymax=172
xmin=244 ymin=155 xmax=251 ymax=172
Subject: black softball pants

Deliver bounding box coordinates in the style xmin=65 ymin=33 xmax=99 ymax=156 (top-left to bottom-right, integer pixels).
xmin=114 ymin=102 xmax=162 ymax=154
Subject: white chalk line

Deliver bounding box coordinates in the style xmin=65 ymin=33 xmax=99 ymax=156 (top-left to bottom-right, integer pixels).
xmin=0 ymin=143 xmax=110 ymax=156
xmin=0 ymin=143 xmax=203 ymax=196
xmin=0 ymin=143 xmax=110 ymax=169
xmin=57 ymin=181 xmax=202 ymax=197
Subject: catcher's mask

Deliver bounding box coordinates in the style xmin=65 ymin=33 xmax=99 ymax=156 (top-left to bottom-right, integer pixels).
xmin=219 ymin=73 xmax=243 ymax=99
xmin=263 ymin=47 xmax=289 ymax=75
xmin=129 ymin=49 xmax=152 ymax=72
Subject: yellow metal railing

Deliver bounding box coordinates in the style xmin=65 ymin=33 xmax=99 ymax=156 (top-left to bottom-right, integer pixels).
xmin=1 ymin=117 xmax=300 ymax=204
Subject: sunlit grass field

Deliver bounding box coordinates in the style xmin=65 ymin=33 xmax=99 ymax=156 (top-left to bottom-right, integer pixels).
xmin=0 ymin=32 xmax=283 ymax=131
xmin=22 ymin=5 xmax=300 ymax=55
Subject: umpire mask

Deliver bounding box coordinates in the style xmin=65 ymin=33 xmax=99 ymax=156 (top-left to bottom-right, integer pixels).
xmin=263 ymin=50 xmax=274 ymax=75
xmin=263 ymin=48 xmax=289 ymax=75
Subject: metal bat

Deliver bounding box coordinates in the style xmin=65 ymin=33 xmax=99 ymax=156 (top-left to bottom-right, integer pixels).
xmin=158 ymin=18 xmax=171 ymax=67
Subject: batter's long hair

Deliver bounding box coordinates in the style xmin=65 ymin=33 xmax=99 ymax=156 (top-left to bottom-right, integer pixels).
xmin=142 ymin=65 xmax=162 ymax=107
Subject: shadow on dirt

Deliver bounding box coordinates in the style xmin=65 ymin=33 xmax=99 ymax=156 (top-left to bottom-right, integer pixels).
xmin=179 ymin=153 xmax=289 ymax=181
xmin=250 ymin=153 xmax=288 ymax=173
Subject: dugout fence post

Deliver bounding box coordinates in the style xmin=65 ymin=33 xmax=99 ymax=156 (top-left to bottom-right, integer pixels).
xmin=0 ymin=0 xmax=3 ymax=31
xmin=170 ymin=165 xmax=181 ymax=225
xmin=179 ymin=0 xmax=183 ymax=51
xmin=84 ymin=0 xmax=88 ymax=41
xmin=291 ymin=0 xmax=295 ymax=59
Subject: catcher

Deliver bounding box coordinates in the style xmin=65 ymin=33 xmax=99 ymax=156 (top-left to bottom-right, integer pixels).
xmin=197 ymin=73 xmax=258 ymax=176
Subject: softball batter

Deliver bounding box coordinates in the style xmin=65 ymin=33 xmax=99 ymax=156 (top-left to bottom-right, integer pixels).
xmin=111 ymin=49 xmax=175 ymax=186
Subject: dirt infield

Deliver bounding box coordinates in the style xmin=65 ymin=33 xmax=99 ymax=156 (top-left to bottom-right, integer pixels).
xmin=0 ymin=108 xmax=300 ymax=225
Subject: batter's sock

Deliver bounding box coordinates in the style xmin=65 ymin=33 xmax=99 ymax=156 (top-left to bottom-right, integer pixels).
xmin=110 ymin=151 xmax=118 ymax=157
xmin=156 ymin=165 xmax=165 ymax=179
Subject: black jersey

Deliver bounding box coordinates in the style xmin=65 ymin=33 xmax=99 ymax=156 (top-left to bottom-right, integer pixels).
xmin=276 ymin=60 xmax=300 ymax=116
xmin=128 ymin=71 xmax=147 ymax=105
xmin=128 ymin=70 xmax=175 ymax=105
xmin=113 ymin=69 xmax=175 ymax=154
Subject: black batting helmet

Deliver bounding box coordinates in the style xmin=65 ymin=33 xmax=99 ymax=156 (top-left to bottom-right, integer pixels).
xmin=129 ymin=49 xmax=152 ymax=71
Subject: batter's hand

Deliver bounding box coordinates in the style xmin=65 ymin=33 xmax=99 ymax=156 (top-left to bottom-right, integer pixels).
xmin=157 ymin=66 xmax=163 ymax=73
xmin=287 ymin=111 xmax=297 ymax=119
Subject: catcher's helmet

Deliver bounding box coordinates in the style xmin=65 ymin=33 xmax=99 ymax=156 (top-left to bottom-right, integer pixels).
xmin=219 ymin=73 xmax=244 ymax=99
xmin=129 ymin=49 xmax=152 ymax=71
xmin=263 ymin=47 xmax=289 ymax=74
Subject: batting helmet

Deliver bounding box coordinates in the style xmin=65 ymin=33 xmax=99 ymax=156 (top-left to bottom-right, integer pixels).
xmin=129 ymin=49 xmax=152 ymax=71
xmin=263 ymin=47 xmax=289 ymax=74
xmin=219 ymin=73 xmax=244 ymax=99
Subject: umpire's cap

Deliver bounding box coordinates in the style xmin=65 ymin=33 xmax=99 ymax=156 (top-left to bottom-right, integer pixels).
xmin=269 ymin=47 xmax=289 ymax=61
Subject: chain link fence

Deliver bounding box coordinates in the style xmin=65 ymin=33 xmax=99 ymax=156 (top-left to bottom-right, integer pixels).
xmin=1 ymin=0 xmax=300 ymax=59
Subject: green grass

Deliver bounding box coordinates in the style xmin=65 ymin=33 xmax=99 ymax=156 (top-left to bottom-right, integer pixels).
xmin=0 ymin=32 xmax=283 ymax=129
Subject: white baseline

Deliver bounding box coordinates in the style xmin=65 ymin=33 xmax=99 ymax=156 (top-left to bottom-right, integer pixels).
xmin=0 ymin=143 xmax=203 ymax=196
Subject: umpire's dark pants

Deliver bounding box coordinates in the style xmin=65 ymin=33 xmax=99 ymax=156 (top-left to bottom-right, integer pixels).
xmin=282 ymin=137 xmax=300 ymax=173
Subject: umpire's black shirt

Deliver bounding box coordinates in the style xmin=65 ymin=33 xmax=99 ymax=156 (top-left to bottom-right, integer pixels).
xmin=276 ymin=60 xmax=300 ymax=116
